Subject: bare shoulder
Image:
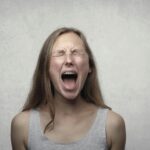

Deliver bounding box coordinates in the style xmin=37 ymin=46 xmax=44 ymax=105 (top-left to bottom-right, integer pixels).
xmin=11 ymin=111 xmax=30 ymax=127
xmin=11 ymin=110 xmax=30 ymax=150
xmin=106 ymin=110 xmax=126 ymax=150
xmin=107 ymin=110 xmax=125 ymax=130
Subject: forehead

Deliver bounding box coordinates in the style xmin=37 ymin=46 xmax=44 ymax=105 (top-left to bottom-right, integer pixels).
xmin=52 ymin=32 xmax=85 ymax=50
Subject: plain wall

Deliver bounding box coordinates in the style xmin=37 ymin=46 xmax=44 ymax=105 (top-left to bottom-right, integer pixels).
xmin=0 ymin=0 xmax=150 ymax=149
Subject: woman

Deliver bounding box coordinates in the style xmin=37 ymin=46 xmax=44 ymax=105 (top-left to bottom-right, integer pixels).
xmin=11 ymin=27 xmax=126 ymax=150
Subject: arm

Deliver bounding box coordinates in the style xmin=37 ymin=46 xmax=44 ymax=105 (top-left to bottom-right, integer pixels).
xmin=11 ymin=111 xmax=29 ymax=150
xmin=106 ymin=110 xmax=126 ymax=150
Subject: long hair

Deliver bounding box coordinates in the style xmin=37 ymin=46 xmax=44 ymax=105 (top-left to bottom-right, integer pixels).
xmin=22 ymin=27 xmax=110 ymax=132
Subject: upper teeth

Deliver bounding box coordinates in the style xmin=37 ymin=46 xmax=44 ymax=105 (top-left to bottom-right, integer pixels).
xmin=63 ymin=71 xmax=76 ymax=75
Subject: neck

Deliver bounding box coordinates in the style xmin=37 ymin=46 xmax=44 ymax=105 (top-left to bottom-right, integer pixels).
xmin=54 ymin=94 xmax=86 ymax=115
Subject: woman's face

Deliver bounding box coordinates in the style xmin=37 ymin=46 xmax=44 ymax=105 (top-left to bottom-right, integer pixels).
xmin=49 ymin=32 xmax=91 ymax=100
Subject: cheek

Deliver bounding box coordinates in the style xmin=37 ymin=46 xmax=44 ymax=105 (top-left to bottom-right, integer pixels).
xmin=77 ymin=57 xmax=90 ymax=72
xmin=49 ymin=60 xmax=61 ymax=89
xmin=49 ymin=59 xmax=62 ymax=76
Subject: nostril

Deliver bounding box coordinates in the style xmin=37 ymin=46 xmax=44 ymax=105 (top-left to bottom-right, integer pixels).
xmin=65 ymin=62 xmax=73 ymax=67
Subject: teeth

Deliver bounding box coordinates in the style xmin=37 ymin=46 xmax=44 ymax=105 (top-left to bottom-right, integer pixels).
xmin=63 ymin=71 xmax=76 ymax=75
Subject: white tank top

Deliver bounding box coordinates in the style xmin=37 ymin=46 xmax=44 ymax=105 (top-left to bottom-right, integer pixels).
xmin=28 ymin=108 xmax=108 ymax=150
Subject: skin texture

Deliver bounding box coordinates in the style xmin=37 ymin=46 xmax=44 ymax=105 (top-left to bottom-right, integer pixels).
xmin=49 ymin=32 xmax=91 ymax=100
xmin=11 ymin=32 xmax=126 ymax=150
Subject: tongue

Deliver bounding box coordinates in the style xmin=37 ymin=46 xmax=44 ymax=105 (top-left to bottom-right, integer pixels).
xmin=63 ymin=79 xmax=76 ymax=90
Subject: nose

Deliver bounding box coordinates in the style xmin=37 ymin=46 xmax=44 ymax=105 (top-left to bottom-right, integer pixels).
xmin=65 ymin=53 xmax=73 ymax=65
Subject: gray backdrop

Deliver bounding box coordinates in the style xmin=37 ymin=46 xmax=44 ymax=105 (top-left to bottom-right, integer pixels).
xmin=0 ymin=0 xmax=150 ymax=149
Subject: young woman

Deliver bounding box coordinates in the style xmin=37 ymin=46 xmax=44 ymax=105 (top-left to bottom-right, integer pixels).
xmin=11 ymin=27 xmax=126 ymax=150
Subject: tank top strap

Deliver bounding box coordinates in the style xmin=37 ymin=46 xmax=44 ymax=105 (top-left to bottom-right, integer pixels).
xmin=97 ymin=108 xmax=108 ymax=128
xmin=97 ymin=108 xmax=108 ymax=132
xmin=86 ymin=108 xmax=108 ymax=149
xmin=28 ymin=109 xmax=42 ymax=150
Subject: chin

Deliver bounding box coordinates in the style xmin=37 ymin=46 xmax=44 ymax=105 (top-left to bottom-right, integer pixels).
xmin=62 ymin=92 xmax=80 ymax=101
xmin=55 ymin=87 xmax=81 ymax=101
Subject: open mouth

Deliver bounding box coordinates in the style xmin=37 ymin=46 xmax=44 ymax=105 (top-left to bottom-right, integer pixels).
xmin=61 ymin=71 xmax=78 ymax=81
xmin=61 ymin=71 xmax=78 ymax=90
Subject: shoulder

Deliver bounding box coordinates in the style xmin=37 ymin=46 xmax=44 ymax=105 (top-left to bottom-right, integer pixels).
xmin=106 ymin=110 xmax=125 ymax=131
xmin=11 ymin=110 xmax=31 ymax=149
xmin=106 ymin=110 xmax=126 ymax=150
xmin=11 ymin=111 xmax=30 ymax=126
xmin=11 ymin=110 xmax=30 ymax=134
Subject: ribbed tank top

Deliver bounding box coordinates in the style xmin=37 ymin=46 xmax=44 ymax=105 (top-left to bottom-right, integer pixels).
xmin=28 ymin=108 xmax=108 ymax=150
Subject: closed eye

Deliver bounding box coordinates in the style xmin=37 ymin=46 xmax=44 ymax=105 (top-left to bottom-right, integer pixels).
xmin=72 ymin=49 xmax=85 ymax=55
xmin=52 ymin=50 xmax=65 ymax=57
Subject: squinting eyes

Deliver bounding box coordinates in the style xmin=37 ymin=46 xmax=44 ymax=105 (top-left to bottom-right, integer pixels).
xmin=51 ymin=49 xmax=86 ymax=57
